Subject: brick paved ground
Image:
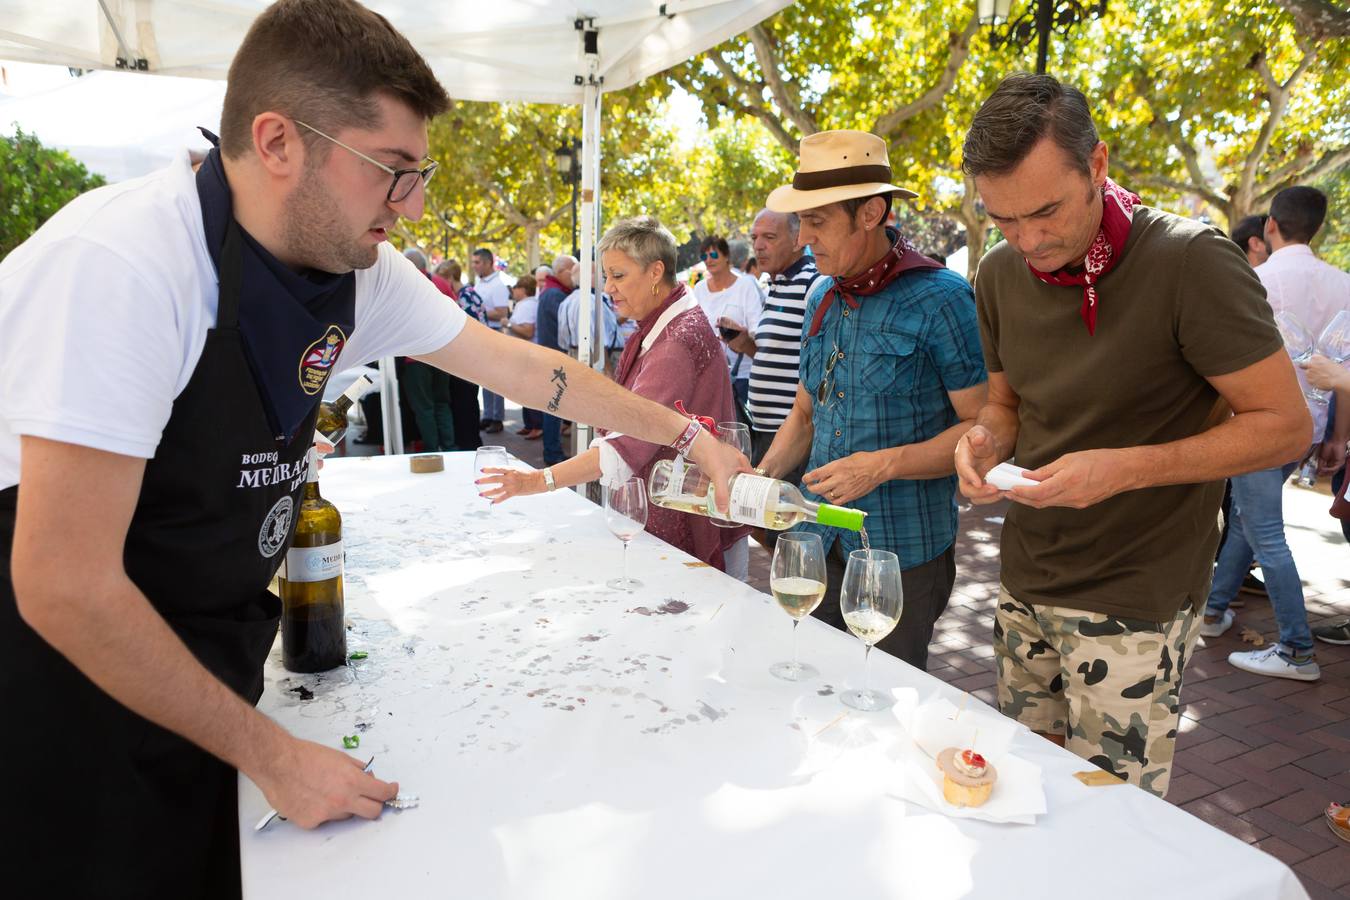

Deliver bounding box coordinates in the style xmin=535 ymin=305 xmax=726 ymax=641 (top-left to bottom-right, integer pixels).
xmin=357 ymin=400 xmax=1350 ymax=897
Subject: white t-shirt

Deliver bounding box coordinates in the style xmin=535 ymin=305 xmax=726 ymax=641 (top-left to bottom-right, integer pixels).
xmin=476 ymin=271 xmax=511 ymax=330
xmin=0 ymin=150 xmax=467 ymax=490
xmin=693 ymin=272 xmax=763 ymax=380
xmin=508 ymin=296 xmax=538 ymax=328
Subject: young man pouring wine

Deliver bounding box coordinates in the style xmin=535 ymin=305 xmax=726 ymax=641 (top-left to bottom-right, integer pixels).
xmin=756 ymin=130 xmax=989 ymax=671
xmin=0 ymin=2 xmax=745 ymax=895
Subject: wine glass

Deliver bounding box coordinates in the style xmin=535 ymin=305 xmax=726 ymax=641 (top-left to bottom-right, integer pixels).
xmin=710 ymin=422 xmax=751 ymax=527
xmin=768 ymin=532 xmax=826 ymax=681
xmin=1310 ymin=310 xmax=1350 ymax=403
xmin=838 ymin=548 xmax=903 ymax=711
xmin=1274 ymin=310 xmax=1314 ymax=364
xmin=605 ymin=476 xmax=648 ymax=591
xmin=474 ymin=445 xmax=509 ymax=511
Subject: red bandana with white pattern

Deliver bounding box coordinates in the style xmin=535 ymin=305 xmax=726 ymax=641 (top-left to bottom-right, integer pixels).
xmin=1025 ymin=178 xmax=1141 ymax=336
xmin=805 ymin=227 xmax=941 ymax=338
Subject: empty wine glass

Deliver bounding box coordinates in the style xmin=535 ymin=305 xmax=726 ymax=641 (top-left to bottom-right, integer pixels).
xmin=838 ymin=549 xmax=903 ymax=711
xmin=605 ymin=476 xmax=648 ymax=591
xmin=474 ymin=446 xmax=509 ymax=511
xmin=768 ymin=532 xmax=826 ymax=681
xmin=1310 ymin=310 xmax=1350 ymax=403
xmin=710 ymin=422 xmax=751 ymax=527
xmin=1274 ymin=310 xmax=1314 ymax=364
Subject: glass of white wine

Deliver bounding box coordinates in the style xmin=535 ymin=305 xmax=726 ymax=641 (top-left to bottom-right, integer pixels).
xmin=710 ymin=422 xmax=752 ymax=527
xmin=474 ymin=445 xmax=510 ymax=511
xmin=768 ymin=532 xmax=826 ymax=681
xmin=839 ymin=548 xmax=903 ymax=711
xmin=605 ymin=476 xmax=648 ymax=591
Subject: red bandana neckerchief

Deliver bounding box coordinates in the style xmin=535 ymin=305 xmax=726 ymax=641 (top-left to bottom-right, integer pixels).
xmin=806 ymin=228 xmax=942 ymax=338
xmin=1025 ymin=178 xmax=1141 ymax=336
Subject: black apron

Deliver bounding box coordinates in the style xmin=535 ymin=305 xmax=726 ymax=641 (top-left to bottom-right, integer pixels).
xmin=0 ymin=221 xmax=346 ymax=899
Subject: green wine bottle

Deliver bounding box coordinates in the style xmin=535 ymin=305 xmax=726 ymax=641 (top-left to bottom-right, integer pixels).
xmin=279 ymin=448 xmax=346 ymax=673
xmin=316 ymin=374 xmax=373 ymax=448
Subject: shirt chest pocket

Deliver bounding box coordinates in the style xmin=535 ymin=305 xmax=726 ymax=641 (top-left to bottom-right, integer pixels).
xmin=857 ymin=330 xmax=922 ymax=396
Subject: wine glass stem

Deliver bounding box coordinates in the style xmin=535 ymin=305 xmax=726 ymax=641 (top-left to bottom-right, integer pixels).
xmin=791 ymin=619 xmax=799 ymax=667
xmin=622 ymin=540 xmax=629 ymax=586
xmin=862 ymin=644 xmax=873 ymax=695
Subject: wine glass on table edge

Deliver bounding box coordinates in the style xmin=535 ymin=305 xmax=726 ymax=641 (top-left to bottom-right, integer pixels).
xmin=605 ymin=476 xmax=648 ymax=591
xmin=838 ymin=548 xmax=903 ymax=711
xmin=768 ymin=531 xmax=826 ymax=681
xmin=474 ymin=445 xmax=509 ymax=511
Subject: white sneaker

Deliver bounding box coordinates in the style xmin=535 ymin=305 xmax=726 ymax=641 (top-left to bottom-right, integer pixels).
xmin=1200 ymin=608 xmax=1234 ymax=638
xmin=1228 ymin=645 xmax=1320 ymax=681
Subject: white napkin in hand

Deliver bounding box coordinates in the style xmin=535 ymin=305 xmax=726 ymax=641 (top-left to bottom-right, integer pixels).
xmin=890 ymin=695 xmax=1047 ymax=824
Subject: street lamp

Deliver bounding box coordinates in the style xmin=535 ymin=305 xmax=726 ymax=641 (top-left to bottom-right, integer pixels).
xmin=554 ymin=138 xmax=581 ymax=258
xmin=979 ymin=0 xmax=1106 ymax=75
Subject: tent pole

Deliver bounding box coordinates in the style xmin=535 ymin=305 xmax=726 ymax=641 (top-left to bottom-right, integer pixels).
xmin=379 ymin=357 xmax=405 ymax=456
xmin=573 ymin=39 xmax=603 ymax=460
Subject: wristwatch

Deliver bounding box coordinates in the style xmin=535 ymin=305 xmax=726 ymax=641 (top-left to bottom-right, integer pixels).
xmin=541 ymin=467 xmax=557 ymax=491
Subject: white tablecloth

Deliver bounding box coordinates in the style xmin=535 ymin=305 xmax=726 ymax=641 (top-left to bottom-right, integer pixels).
xmin=240 ymin=453 xmax=1308 ymax=900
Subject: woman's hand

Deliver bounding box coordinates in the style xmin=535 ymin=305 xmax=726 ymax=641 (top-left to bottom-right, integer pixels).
xmin=476 ymin=467 xmax=546 ymax=504
xmin=1301 ymin=354 xmax=1350 ymax=392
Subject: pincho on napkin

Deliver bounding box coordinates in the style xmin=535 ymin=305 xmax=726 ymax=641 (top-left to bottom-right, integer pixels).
xmin=890 ymin=694 xmax=1047 ymax=824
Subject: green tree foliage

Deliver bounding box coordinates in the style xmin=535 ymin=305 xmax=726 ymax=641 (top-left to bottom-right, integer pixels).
xmin=663 ymin=0 xmax=1348 ymax=279
xmin=400 ymin=86 xmax=684 ymax=274
xmin=1 ymin=128 xmax=106 ymax=260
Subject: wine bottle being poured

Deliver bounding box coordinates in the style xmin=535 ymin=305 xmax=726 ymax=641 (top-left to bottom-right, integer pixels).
xmin=647 ymin=458 xmax=866 ymax=531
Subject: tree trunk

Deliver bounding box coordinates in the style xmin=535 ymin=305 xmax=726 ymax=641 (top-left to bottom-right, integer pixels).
xmin=957 ymin=177 xmax=992 ymax=283
xmin=523 ymin=224 xmax=542 ymax=271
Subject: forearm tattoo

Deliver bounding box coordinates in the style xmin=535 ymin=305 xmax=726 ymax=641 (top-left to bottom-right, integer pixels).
xmin=547 ymin=366 xmax=568 ymax=412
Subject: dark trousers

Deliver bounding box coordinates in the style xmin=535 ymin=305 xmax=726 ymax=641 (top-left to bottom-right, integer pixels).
xmin=447 ymin=374 xmax=482 ymax=451
xmin=402 ymin=361 xmax=455 ymax=452
xmin=543 ymin=413 xmax=566 ymax=465
xmin=523 ymin=406 xmax=543 ymax=429
xmin=813 ymin=542 xmax=956 ymax=671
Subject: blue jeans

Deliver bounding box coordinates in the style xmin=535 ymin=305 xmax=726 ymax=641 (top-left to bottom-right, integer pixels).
xmin=1206 ymin=462 xmax=1313 ymax=654
xmin=481 ymin=389 xmax=504 ymax=421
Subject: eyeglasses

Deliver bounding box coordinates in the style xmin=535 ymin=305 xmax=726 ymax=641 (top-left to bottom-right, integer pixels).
xmin=700 ymin=251 xmax=720 ymax=261
xmin=816 ymin=344 xmax=841 ymax=407
xmin=295 ymin=119 xmax=439 ymax=204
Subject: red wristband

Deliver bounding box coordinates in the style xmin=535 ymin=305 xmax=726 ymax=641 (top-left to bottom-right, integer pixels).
xmin=670 ymin=419 xmax=702 ymax=456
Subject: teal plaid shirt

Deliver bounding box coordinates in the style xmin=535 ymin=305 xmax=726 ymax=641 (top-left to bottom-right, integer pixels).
xmin=795 ymin=266 xmax=986 ymax=568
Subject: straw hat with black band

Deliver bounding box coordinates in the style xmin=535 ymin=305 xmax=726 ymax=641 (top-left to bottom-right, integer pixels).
xmin=766 ymin=130 xmax=917 ymax=214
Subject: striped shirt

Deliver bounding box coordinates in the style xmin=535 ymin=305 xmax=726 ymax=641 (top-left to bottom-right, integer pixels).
xmin=748 ymin=255 xmax=823 ymax=431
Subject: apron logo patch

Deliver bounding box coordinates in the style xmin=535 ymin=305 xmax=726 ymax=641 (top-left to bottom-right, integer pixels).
xmin=258 ymin=495 xmax=294 ymax=558
xmin=298 ymin=325 xmax=346 ymax=396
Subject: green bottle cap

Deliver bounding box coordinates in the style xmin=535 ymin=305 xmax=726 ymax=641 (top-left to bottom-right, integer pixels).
xmin=817 ymin=504 xmax=866 ymax=531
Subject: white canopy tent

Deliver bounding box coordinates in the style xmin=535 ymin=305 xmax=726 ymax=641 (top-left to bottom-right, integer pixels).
xmin=0 ymin=0 xmax=791 ymax=457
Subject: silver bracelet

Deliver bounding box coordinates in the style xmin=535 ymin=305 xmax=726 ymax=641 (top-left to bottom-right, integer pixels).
xmin=542 ymin=467 xmax=556 ymax=491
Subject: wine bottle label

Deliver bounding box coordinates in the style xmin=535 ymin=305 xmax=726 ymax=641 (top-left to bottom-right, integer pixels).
xmin=728 ymin=474 xmax=774 ymax=523
xmin=282 ymin=542 xmax=344 ymax=583
xmin=666 ymin=460 xmax=687 ymax=497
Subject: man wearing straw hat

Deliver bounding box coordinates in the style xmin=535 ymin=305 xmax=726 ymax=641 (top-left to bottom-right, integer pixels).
xmin=757 ymin=130 xmax=988 ymax=671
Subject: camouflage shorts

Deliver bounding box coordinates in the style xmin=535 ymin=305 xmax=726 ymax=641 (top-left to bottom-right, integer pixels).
xmin=994 ymin=587 xmax=1201 ymax=798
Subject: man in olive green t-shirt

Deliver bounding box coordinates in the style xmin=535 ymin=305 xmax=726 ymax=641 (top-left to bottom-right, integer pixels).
xmin=953 ymin=75 xmax=1309 ymax=798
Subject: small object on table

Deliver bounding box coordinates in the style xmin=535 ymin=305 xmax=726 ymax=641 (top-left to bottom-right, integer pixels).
xmin=410 ymin=455 xmax=445 ymax=474
xmin=1073 ymin=769 xmax=1127 ymax=787
xmin=342 ymin=734 xmax=360 ymax=749
xmin=937 ymin=747 xmax=998 ymax=807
